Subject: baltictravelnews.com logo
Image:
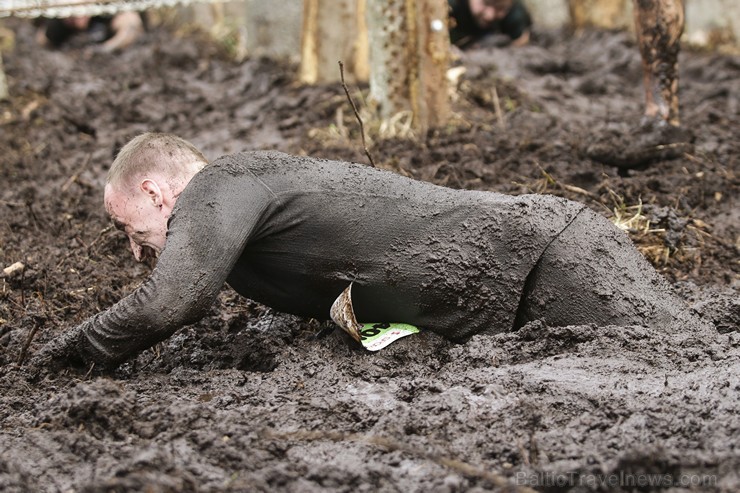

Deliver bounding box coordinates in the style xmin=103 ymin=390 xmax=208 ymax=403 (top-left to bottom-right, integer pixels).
xmin=515 ymin=470 xmax=717 ymax=489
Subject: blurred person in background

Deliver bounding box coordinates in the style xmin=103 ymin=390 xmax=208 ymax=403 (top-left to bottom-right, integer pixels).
xmin=449 ymin=0 xmax=532 ymax=48
xmin=36 ymin=11 xmax=144 ymax=52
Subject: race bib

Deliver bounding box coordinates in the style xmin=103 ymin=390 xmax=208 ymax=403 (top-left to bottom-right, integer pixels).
xmin=329 ymin=283 xmax=420 ymax=351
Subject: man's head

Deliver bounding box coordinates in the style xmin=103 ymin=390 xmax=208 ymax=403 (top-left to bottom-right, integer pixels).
xmin=104 ymin=133 xmax=208 ymax=262
xmin=469 ymin=0 xmax=514 ymax=27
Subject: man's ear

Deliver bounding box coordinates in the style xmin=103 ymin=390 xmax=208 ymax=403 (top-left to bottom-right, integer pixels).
xmin=140 ymin=179 xmax=163 ymax=208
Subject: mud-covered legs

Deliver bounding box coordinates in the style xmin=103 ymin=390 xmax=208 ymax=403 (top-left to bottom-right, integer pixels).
xmin=585 ymin=0 xmax=690 ymax=168
xmin=515 ymin=207 xmax=710 ymax=333
xmin=632 ymin=0 xmax=684 ymax=126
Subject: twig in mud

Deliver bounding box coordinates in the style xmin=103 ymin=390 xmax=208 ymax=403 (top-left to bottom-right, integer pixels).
xmin=262 ymin=428 xmax=537 ymax=492
xmin=75 ymin=235 xmax=89 ymax=250
xmin=492 ymin=87 xmax=505 ymax=130
xmin=17 ymin=317 xmax=41 ymax=366
xmin=0 ymin=199 xmax=24 ymax=208
xmin=378 ymin=111 xmax=415 ymax=140
xmin=539 ymin=163 xmax=596 ymax=200
xmin=20 ymin=265 xmax=26 ymax=306
xmin=54 ymin=224 xmax=114 ymax=271
xmin=86 ymin=224 xmax=113 ymax=252
xmin=338 ymin=60 xmax=376 ymax=168
xmin=560 ymin=183 xmax=594 ymax=198
xmin=527 ymin=416 xmax=540 ymax=466
xmin=515 ymin=162 xmax=597 ymax=204
xmin=335 ymin=106 xmax=347 ymax=138
xmin=687 ymin=221 xmax=731 ymax=248
xmin=83 ymin=362 xmax=96 ymax=380
xmin=26 ymin=202 xmax=41 ymax=231
xmin=61 ymin=153 xmax=92 ymax=193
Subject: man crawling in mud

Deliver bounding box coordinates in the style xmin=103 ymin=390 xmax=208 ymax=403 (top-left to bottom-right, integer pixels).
xmin=449 ymin=0 xmax=532 ymax=48
xmin=29 ymin=133 xmax=707 ymax=372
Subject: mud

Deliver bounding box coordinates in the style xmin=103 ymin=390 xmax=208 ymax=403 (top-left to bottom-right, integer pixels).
xmin=1 ymin=20 xmax=738 ymax=492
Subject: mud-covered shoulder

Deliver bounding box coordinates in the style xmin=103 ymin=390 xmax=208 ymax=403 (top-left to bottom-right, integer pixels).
xmin=209 ymin=150 xmax=329 ymax=177
xmin=206 ymin=150 xmax=448 ymax=200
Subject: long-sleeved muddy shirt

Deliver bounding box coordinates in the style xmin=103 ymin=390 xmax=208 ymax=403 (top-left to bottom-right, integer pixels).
xmin=448 ymin=0 xmax=532 ymax=48
xmin=69 ymin=151 xmax=585 ymax=367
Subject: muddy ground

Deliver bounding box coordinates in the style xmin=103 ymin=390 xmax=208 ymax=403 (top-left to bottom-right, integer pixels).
xmin=1 ymin=17 xmax=738 ymax=493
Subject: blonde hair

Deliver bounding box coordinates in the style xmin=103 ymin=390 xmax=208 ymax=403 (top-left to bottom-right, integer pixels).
xmin=107 ymin=133 xmax=208 ymax=187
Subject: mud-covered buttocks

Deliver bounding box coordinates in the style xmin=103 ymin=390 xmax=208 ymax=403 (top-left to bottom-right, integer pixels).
xmin=516 ymin=206 xmax=712 ymax=333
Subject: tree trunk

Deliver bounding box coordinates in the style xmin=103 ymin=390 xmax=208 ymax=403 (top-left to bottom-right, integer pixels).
xmin=568 ymin=0 xmax=630 ymax=30
xmin=0 ymin=52 xmax=7 ymax=100
xmin=366 ymin=0 xmax=449 ymax=135
xmin=300 ymin=0 xmax=369 ymax=84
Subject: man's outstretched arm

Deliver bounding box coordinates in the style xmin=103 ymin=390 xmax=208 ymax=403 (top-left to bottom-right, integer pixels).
xmin=28 ymin=163 xmax=272 ymax=372
xmin=27 ymin=267 xmax=205 ymax=373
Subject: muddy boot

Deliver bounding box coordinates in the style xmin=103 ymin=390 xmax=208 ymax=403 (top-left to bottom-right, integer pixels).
xmin=584 ymin=118 xmax=693 ymax=169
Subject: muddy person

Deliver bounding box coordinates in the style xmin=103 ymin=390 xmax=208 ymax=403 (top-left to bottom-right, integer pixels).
xmin=37 ymin=11 xmax=144 ymax=52
xmin=449 ymin=0 xmax=532 ymax=48
xmin=587 ymin=0 xmax=690 ymax=168
xmin=633 ymin=0 xmax=684 ymax=127
xmin=28 ymin=133 xmax=710 ymax=373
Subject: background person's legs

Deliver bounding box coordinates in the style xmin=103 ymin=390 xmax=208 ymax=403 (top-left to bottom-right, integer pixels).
xmin=515 ymin=207 xmax=709 ymax=333
xmin=632 ymin=0 xmax=685 ymax=126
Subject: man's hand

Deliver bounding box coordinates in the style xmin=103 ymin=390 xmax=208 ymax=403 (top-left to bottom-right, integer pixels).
xmin=24 ymin=325 xmax=88 ymax=381
xmin=102 ymin=12 xmax=144 ymax=52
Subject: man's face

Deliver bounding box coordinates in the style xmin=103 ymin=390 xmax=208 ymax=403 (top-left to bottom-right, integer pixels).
xmin=104 ymin=182 xmax=169 ymax=262
xmin=469 ymin=0 xmax=513 ymax=27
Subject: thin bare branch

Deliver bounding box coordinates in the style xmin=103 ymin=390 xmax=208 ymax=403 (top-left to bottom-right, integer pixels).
xmin=338 ymin=60 xmax=375 ymax=167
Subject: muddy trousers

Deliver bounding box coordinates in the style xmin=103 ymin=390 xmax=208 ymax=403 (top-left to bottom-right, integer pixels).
xmin=514 ymin=208 xmax=702 ymax=331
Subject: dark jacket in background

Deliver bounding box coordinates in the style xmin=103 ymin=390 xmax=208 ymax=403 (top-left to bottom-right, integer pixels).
xmin=449 ymin=0 xmax=532 ymax=48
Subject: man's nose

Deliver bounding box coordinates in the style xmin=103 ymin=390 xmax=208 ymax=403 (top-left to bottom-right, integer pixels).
xmin=482 ymin=7 xmax=496 ymax=22
xmin=129 ymin=238 xmax=143 ymax=262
